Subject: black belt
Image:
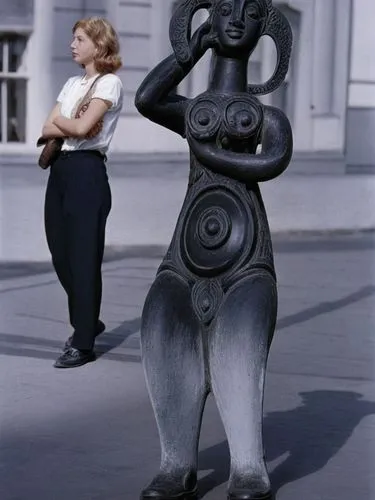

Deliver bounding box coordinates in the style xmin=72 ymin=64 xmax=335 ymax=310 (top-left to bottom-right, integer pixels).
xmin=60 ymin=149 xmax=107 ymax=162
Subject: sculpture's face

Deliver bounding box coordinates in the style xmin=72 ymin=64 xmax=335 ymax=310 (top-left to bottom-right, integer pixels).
xmin=212 ymin=0 xmax=267 ymax=56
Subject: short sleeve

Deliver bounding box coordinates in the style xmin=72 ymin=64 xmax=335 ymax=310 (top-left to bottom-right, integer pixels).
xmin=91 ymin=75 xmax=123 ymax=108
xmin=56 ymin=77 xmax=75 ymax=103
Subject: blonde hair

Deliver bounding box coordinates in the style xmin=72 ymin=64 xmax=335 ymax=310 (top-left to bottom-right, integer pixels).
xmin=73 ymin=17 xmax=122 ymax=73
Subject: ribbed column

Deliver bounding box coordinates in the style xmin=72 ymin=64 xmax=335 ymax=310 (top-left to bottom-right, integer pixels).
xmin=26 ymin=0 xmax=54 ymax=146
xmin=311 ymin=0 xmax=336 ymax=115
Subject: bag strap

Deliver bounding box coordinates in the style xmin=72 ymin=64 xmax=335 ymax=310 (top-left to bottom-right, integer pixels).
xmin=36 ymin=75 xmax=105 ymax=148
xmin=73 ymin=74 xmax=104 ymax=118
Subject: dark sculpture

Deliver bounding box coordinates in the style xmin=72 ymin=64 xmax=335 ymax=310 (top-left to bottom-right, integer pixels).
xmin=135 ymin=1 xmax=293 ymax=499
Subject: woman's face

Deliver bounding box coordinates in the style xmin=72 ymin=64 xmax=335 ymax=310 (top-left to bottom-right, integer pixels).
xmin=212 ymin=0 xmax=266 ymax=56
xmin=70 ymin=27 xmax=96 ymax=67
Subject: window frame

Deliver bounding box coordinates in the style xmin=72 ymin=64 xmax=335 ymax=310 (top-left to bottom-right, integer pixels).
xmin=0 ymin=33 xmax=29 ymax=144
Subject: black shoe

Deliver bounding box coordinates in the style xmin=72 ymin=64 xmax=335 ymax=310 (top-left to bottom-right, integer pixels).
xmin=54 ymin=347 xmax=96 ymax=369
xmin=140 ymin=470 xmax=197 ymax=499
xmin=64 ymin=320 xmax=106 ymax=351
xmin=228 ymin=491 xmax=273 ymax=500
xmin=228 ymin=483 xmax=273 ymax=500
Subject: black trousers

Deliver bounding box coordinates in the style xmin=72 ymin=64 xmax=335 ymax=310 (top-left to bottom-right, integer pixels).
xmin=44 ymin=150 xmax=112 ymax=350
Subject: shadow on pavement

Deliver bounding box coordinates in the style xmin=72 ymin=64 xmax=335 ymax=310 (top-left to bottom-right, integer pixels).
xmin=1 ymin=284 xmax=374 ymax=362
xmin=277 ymin=285 xmax=375 ymax=331
xmin=197 ymin=390 xmax=375 ymax=498
xmin=0 ymin=317 xmax=142 ymax=364
xmin=0 ymin=286 xmax=375 ymax=362
xmin=1 ymin=387 xmax=373 ymax=499
xmin=95 ymin=317 xmax=141 ymax=357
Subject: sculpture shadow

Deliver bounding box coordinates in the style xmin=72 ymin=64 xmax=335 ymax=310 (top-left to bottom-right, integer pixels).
xmin=277 ymin=285 xmax=375 ymax=331
xmin=197 ymin=390 xmax=375 ymax=498
xmin=95 ymin=317 xmax=142 ymax=357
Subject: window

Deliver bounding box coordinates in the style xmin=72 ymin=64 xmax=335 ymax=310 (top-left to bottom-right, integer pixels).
xmin=0 ymin=34 xmax=28 ymax=143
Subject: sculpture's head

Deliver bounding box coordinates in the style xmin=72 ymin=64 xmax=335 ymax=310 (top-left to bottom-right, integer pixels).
xmin=170 ymin=0 xmax=292 ymax=95
xmin=211 ymin=0 xmax=268 ymax=57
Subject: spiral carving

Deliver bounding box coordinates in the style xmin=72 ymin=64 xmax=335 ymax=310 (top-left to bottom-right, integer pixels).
xmin=197 ymin=207 xmax=231 ymax=249
xmin=181 ymin=187 xmax=254 ymax=277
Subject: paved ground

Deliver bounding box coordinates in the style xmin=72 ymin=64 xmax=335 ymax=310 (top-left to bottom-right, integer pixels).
xmin=1 ymin=162 xmax=375 ymax=261
xmin=1 ymin=233 xmax=375 ymax=500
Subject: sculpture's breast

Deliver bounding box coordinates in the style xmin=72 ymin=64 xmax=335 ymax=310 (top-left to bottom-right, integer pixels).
xmin=186 ymin=93 xmax=263 ymax=151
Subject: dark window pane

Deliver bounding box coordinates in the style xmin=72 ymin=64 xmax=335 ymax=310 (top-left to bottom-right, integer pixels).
xmin=9 ymin=36 xmax=26 ymax=72
xmin=7 ymin=79 xmax=27 ymax=142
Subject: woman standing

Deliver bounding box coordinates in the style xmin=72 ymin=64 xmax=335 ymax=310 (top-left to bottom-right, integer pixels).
xmin=41 ymin=17 xmax=123 ymax=368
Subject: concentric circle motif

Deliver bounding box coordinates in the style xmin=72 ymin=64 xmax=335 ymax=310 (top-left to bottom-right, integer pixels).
xmin=181 ymin=188 xmax=254 ymax=277
xmin=224 ymin=97 xmax=263 ymax=140
xmin=187 ymin=98 xmax=221 ymax=140
xmin=197 ymin=207 xmax=231 ymax=250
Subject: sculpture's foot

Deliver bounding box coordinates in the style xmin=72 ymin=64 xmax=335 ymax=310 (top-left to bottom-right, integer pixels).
xmin=140 ymin=470 xmax=197 ymax=500
xmin=227 ymin=475 xmax=273 ymax=500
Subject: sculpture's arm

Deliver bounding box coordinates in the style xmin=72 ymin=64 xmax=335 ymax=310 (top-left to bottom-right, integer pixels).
xmin=134 ymin=55 xmax=190 ymax=137
xmin=188 ymin=106 xmax=293 ymax=182
xmin=135 ymin=23 xmax=212 ymax=137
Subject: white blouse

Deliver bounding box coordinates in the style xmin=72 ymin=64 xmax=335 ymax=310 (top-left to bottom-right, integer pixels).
xmin=57 ymin=73 xmax=124 ymax=154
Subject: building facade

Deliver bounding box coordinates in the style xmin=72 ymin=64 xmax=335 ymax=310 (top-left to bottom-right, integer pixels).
xmin=0 ymin=0 xmax=374 ymax=172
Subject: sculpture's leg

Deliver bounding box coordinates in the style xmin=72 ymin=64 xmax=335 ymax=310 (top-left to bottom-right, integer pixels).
xmin=140 ymin=271 xmax=208 ymax=500
xmin=208 ymin=271 xmax=277 ymax=500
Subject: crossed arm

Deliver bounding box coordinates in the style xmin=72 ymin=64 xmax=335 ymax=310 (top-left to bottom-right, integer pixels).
xmin=41 ymin=98 xmax=111 ymax=139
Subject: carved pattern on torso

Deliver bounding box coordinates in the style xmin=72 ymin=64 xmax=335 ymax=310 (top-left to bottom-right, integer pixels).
xmin=157 ymin=90 xmax=276 ymax=325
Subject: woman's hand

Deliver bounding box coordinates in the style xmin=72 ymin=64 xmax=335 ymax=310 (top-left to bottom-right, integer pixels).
xmin=41 ymin=103 xmax=67 ymax=139
xmin=53 ymin=98 xmax=109 ymax=138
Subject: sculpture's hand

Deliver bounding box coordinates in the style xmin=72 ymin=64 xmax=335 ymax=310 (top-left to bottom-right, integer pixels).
xmin=189 ymin=21 xmax=217 ymax=61
xmin=135 ymin=21 xmax=216 ymax=136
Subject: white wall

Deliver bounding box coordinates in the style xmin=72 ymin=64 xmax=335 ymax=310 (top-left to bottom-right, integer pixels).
xmin=0 ymin=0 xmax=359 ymax=158
xmin=346 ymin=0 xmax=375 ymax=168
xmin=348 ymin=0 xmax=375 ymax=108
